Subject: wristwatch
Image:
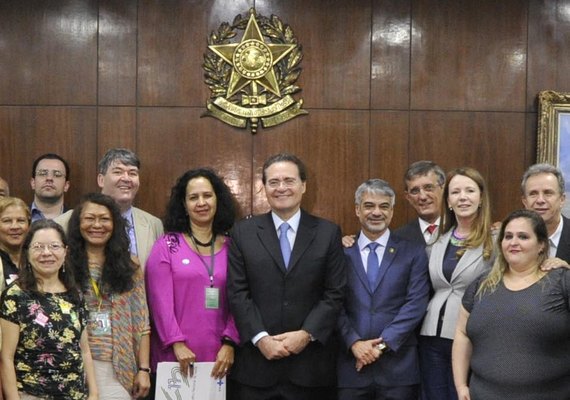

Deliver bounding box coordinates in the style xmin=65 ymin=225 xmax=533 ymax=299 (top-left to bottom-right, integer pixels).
xmin=377 ymin=342 xmax=388 ymax=353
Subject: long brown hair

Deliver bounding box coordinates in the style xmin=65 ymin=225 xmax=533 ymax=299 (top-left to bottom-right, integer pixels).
xmin=439 ymin=167 xmax=493 ymax=260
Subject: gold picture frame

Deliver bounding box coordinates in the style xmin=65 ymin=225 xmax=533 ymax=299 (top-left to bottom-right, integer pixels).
xmin=537 ymin=90 xmax=570 ymax=165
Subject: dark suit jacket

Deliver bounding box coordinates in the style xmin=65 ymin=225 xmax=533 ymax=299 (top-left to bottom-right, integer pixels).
xmin=337 ymin=233 xmax=430 ymax=387
xmin=227 ymin=210 xmax=347 ymax=388
xmin=556 ymin=216 xmax=570 ymax=263
xmin=393 ymin=218 xmax=426 ymax=246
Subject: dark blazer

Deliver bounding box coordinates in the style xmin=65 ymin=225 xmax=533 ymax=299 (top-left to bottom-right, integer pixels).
xmin=227 ymin=210 xmax=347 ymax=388
xmin=337 ymin=232 xmax=430 ymax=388
xmin=393 ymin=218 xmax=426 ymax=246
xmin=556 ymin=216 xmax=570 ymax=263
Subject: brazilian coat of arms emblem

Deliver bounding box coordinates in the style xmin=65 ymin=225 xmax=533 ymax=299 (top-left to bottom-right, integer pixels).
xmin=202 ymin=9 xmax=308 ymax=133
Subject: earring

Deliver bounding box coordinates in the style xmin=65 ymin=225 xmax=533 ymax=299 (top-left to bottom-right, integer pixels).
xmin=62 ymin=264 xmax=66 ymax=273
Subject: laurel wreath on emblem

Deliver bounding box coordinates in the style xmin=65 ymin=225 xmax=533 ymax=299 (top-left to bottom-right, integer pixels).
xmin=203 ymin=12 xmax=303 ymax=103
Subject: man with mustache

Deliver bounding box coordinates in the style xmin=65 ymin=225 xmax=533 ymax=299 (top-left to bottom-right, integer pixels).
xmin=30 ymin=153 xmax=70 ymax=222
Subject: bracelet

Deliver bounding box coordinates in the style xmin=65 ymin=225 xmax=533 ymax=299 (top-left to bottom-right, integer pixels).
xmin=138 ymin=367 xmax=151 ymax=373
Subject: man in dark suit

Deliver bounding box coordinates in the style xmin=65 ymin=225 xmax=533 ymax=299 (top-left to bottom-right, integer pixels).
xmin=338 ymin=179 xmax=430 ymax=400
xmin=521 ymin=163 xmax=570 ymax=263
xmin=227 ymin=153 xmax=346 ymax=400
xmin=394 ymin=161 xmax=445 ymax=246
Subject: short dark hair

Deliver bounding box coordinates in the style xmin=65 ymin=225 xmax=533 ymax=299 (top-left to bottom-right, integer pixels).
xmin=32 ymin=153 xmax=70 ymax=179
xmin=164 ymin=168 xmax=237 ymax=235
xmin=67 ymin=193 xmax=136 ymax=294
xmin=98 ymin=148 xmax=140 ymax=175
xmin=262 ymin=153 xmax=307 ymax=184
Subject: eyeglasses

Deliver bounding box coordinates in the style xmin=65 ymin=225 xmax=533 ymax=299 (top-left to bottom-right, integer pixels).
xmin=266 ymin=178 xmax=299 ymax=189
xmin=36 ymin=169 xmax=65 ymax=179
xmin=30 ymin=242 xmax=65 ymax=253
xmin=407 ymin=184 xmax=441 ymax=196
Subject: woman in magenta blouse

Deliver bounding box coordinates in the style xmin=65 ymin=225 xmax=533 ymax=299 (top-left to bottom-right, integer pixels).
xmin=145 ymin=168 xmax=239 ymax=382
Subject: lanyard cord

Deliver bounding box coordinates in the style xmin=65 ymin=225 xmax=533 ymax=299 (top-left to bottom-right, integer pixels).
xmin=190 ymin=234 xmax=216 ymax=287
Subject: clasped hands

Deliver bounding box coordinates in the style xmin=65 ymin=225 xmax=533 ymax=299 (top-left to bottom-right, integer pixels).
xmin=351 ymin=338 xmax=383 ymax=372
xmin=257 ymin=330 xmax=311 ymax=360
xmin=173 ymin=341 xmax=234 ymax=379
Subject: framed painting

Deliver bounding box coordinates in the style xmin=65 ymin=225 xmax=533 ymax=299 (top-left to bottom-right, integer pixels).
xmin=537 ymin=90 xmax=570 ymax=216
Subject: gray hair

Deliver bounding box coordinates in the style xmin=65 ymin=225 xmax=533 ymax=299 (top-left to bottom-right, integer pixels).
xmin=98 ymin=148 xmax=140 ymax=175
xmin=521 ymin=163 xmax=565 ymax=195
xmin=355 ymin=179 xmax=395 ymax=207
xmin=404 ymin=160 xmax=445 ymax=187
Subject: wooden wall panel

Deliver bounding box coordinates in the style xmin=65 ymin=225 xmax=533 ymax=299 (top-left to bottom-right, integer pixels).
xmin=136 ymin=108 xmax=252 ymax=219
xmin=411 ymin=0 xmax=527 ymax=111
xmin=1 ymin=0 xmax=570 ymax=236
xmin=252 ymin=110 xmax=369 ymax=234
xmin=527 ymin=0 xmax=570 ymax=111
xmin=409 ymin=111 xmax=526 ymax=221
xmin=0 ymin=1 xmax=98 ymax=105
xmin=137 ymin=0 xmax=252 ymax=106
xmin=98 ymin=0 xmax=138 ymax=105
xmin=97 ymin=107 xmax=137 ymax=158
xmin=257 ymin=0 xmax=372 ymax=110
xmin=0 ymin=107 xmax=97 ymax=207
xmin=370 ymin=111 xmax=410 ymax=228
xmin=371 ymin=0 xmax=412 ymax=110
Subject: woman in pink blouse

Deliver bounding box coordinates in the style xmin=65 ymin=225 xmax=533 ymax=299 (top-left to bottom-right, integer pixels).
xmin=145 ymin=168 xmax=239 ymax=382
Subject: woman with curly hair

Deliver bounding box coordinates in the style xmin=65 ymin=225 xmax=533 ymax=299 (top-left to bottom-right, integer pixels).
xmin=145 ymin=168 xmax=239 ymax=383
xmin=67 ymin=193 xmax=150 ymax=399
xmin=1 ymin=220 xmax=98 ymax=399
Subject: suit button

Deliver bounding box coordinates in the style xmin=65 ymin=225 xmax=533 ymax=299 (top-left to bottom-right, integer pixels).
xmin=283 ymin=301 xmax=289 ymax=306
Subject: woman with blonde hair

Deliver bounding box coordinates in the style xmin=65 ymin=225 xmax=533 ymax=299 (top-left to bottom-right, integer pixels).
xmin=419 ymin=167 xmax=495 ymax=400
xmin=453 ymin=209 xmax=570 ymax=399
xmin=0 ymin=197 xmax=31 ymax=292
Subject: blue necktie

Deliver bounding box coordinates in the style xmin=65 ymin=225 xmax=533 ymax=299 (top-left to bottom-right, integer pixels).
xmin=367 ymin=242 xmax=380 ymax=287
xmin=279 ymin=223 xmax=291 ymax=268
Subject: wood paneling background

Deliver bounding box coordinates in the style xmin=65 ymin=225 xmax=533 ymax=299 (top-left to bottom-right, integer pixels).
xmin=1 ymin=0 xmax=570 ymax=234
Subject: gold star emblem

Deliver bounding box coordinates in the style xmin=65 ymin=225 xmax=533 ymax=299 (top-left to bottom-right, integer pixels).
xmin=208 ymin=11 xmax=296 ymax=98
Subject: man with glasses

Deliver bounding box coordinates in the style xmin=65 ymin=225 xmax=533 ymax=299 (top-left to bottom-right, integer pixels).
xmin=394 ymin=161 xmax=445 ymax=245
xmin=227 ymin=153 xmax=346 ymax=400
xmin=30 ymin=153 xmax=70 ymax=222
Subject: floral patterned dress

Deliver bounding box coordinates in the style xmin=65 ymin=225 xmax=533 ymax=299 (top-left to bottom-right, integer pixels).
xmin=0 ymin=283 xmax=89 ymax=399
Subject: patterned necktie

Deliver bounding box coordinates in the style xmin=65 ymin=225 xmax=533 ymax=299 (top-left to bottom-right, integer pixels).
xmin=367 ymin=242 xmax=380 ymax=286
xmin=279 ymin=222 xmax=291 ymax=268
xmin=427 ymin=224 xmax=437 ymax=234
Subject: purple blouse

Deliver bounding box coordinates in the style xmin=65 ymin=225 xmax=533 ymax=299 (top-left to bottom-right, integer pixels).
xmin=145 ymin=232 xmax=239 ymax=370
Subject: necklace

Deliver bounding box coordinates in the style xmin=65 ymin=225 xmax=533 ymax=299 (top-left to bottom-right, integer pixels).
xmin=450 ymin=228 xmax=466 ymax=247
xmin=190 ymin=233 xmax=215 ymax=247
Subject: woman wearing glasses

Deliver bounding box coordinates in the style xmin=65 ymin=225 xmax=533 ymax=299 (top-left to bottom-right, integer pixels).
xmin=0 ymin=220 xmax=98 ymax=399
xmin=419 ymin=167 xmax=495 ymax=400
xmin=67 ymin=193 xmax=150 ymax=399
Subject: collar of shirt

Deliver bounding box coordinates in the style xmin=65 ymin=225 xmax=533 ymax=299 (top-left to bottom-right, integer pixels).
xmin=122 ymin=207 xmax=134 ymax=224
xmin=30 ymin=202 xmax=45 ymax=222
xmin=357 ymin=229 xmax=390 ymax=252
xmin=418 ymin=217 xmax=440 ymax=233
xmin=271 ymin=209 xmax=301 ymax=234
xmin=548 ymin=216 xmax=564 ymax=257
